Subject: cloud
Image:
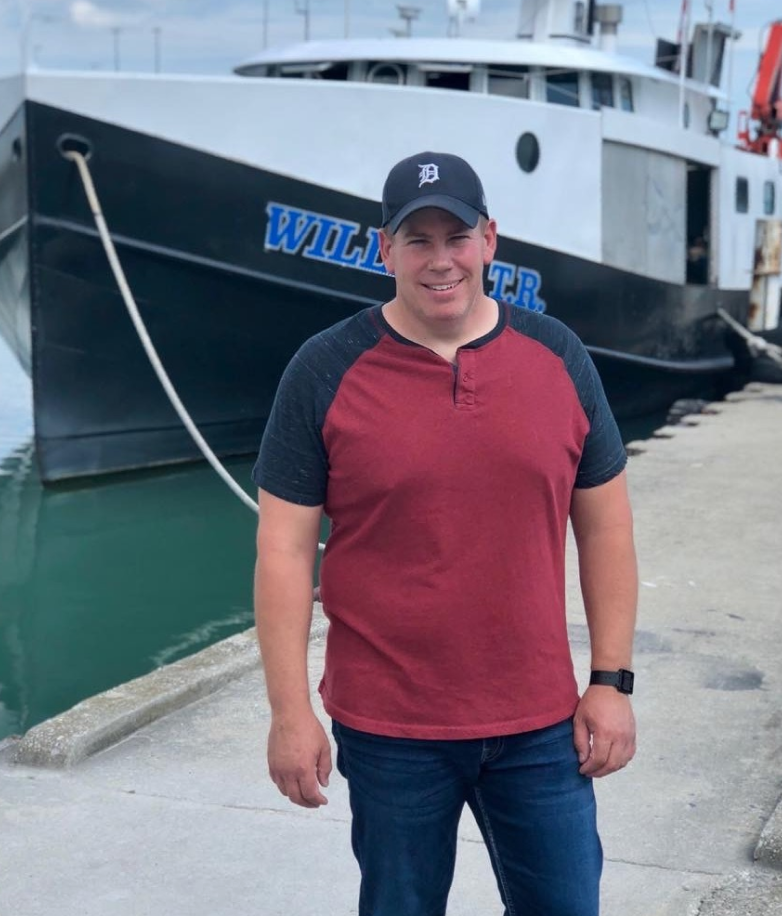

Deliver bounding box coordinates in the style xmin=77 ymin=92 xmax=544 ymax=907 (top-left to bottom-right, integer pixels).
xmin=69 ymin=1 xmax=140 ymax=29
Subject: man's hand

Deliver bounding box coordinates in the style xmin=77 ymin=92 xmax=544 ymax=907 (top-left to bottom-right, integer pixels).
xmin=573 ymin=686 xmax=636 ymax=778
xmin=268 ymin=710 xmax=333 ymax=808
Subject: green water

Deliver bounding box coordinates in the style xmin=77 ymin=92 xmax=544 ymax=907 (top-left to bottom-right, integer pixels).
xmin=0 ymin=337 xmax=665 ymax=742
xmin=0 ymin=443 xmax=261 ymax=740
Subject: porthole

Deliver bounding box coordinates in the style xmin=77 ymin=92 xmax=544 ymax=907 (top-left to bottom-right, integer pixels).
xmin=735 ymin=177 xmax=749 ymax=214
xmin=367 ymin=62 xmax=405 ymax=85
xmin=763 ymin=180 xmax=776 ymax=215
xmin=516 ymin=132 xmax=540 ymax=173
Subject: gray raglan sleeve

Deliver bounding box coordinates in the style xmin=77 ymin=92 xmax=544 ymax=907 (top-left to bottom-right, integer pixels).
xmin=571 ymin=344 xmax=627 ymax=489
xmin=250 ymin=343 xmax=330 ymax=507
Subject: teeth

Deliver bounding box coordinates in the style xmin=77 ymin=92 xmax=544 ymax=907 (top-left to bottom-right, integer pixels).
xmin=428 ymin=282 xmax=458 ymax=291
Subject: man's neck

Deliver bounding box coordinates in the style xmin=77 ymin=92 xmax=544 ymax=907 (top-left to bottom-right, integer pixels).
xmin=382 ymin=297 xmax=499 ymax=364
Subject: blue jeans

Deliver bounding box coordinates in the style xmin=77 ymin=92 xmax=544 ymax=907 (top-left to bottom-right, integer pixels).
xmin=332 ymin=718 xmax=602 ymax=916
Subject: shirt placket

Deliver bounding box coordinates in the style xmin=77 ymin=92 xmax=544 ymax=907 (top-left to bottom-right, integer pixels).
xmin=453 ymin=349 xmax=477 ymax=410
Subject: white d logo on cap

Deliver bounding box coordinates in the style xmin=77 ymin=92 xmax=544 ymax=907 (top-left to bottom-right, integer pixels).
xmin=418 ymin=164 xmax=440 ymax=187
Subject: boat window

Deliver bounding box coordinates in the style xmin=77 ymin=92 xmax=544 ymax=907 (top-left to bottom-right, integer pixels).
xmin=764 ymin=180 xmax=776 ymax=215
xmin=487 ymin=66 xmax=530 ymax=99
xmin=546 ymin=70 xmax=580 ymax=107
xmin=617 ymin=77 xmax=634 ymax=112
xmin=279 ymin=62 xmax=334 ymax=78
xmin=591 ymin=72 xmax=614 ymax=109
xmin=321 ymin=62 xmax=351 ymax=81
xmin=413 ymin=62 xmax=472 ymax=92
xmin=424 ymin=70 xmax=471 ymax=91
xmin=735 ymin=177 xmax=749 ymax=214
xmin=574 ymin=1 xmax=587 ymax=34
xmin=367 ymin=62 xmax=406 ymax=85
xmin=516 ymin=133 xmax=540 ymax=173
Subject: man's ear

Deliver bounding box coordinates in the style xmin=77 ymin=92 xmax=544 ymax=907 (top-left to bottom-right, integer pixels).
xmin=482 ymin=218 xmax=498 ymax=265
xmin=379 ymin=228 xmax=395 ymax=275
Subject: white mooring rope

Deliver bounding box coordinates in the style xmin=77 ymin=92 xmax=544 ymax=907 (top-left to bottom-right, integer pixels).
xmin=63 ymin=148 xmax=262 ymax=514
xmin=717 ymin=308 xmax=782 ymax=368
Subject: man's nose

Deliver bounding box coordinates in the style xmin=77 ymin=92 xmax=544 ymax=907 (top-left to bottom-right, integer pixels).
xmin=429 ymin=243 xmax=452 ymax=270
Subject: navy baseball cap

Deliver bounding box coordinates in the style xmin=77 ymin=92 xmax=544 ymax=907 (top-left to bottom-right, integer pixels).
xmin=381 ymin=151 xmax=489 ymax=233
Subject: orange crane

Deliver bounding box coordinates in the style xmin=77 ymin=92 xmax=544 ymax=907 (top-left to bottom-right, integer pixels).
xmin=738 ymin=20 xmax=782 ymax=156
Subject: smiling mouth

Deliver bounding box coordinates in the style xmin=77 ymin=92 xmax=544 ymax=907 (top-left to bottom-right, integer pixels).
xmin=424 ymin=280 xmax=461 ymax=291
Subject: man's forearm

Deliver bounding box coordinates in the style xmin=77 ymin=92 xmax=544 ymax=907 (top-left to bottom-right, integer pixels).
xmin=254 ymin=550 xmax=317 ymax=718
xmin=577 ymin=527 xmax=637 ymax=669
xmin=570 ymin=472 xmax=638 ymax=670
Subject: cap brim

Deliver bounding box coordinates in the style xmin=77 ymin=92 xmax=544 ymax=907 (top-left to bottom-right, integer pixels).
xmin=386 ymin=195 xmax=483 ymax=234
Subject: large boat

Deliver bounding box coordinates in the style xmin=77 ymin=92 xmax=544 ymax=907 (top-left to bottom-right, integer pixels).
xmin=0 ymin=0 xmax=780 ymax=482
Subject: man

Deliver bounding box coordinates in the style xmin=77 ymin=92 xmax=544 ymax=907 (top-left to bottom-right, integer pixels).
xmin=252 ymin=151 xmax=637 ymax=916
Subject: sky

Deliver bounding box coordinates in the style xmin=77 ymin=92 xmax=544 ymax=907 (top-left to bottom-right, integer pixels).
xmin=0 ymin=1 xmax=774 ymax=120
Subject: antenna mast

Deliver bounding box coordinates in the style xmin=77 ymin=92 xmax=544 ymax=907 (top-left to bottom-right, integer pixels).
xmin=396 ymin=5 xmax=422 ymax=37
xmin=447 ymin=0 xmax=481 ymax=38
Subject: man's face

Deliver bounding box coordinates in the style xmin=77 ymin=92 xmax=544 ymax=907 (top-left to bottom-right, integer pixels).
xmin=379 ymin=207 xmax=497 ymax=334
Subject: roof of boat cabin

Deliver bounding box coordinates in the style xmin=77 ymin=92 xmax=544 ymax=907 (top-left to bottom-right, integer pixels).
xmin=234 ymin=36 xmax=721 ymax=97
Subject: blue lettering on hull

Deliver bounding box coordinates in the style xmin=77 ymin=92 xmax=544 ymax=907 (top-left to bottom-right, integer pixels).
xmin=487 ymin=260 xmax=546 ymax=313
xmin=264 ymin=202 xmax=545 ymax=312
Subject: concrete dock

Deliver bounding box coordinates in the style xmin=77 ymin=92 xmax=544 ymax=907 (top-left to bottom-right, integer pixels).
xmin=2 ymin=383 xmax=782 ymax=915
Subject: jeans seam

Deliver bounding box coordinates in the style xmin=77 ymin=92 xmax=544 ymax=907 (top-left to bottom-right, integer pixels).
xmin=481 ymin=737 xmax=504 ymax=763
xmin=472 ymin=786 xmax=517 ymax=916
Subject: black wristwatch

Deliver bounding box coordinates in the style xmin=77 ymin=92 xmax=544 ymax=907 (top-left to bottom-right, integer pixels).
xmin=589 ymin=669 xmax=634 ymax=694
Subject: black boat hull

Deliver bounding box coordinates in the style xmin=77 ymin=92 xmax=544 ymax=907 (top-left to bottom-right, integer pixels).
xmin=0 ymin=100 xmax=748 ymax=481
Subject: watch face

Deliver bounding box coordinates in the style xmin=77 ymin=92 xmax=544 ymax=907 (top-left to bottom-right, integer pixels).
xmin=617 ymin=669 xmax=635 ymax=694
xmin=590 ymin=669 xmax=634 ymax=694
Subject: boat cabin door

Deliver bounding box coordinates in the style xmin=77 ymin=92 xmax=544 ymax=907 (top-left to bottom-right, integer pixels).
xmin=748 ymin=219 xmax=782 ymax=331
xmin=686 ymin=164 xmax=711 ymax=285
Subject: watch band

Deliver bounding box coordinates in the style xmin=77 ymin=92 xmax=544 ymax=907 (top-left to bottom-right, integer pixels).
xmin=589 ymin=669 xmax=634 ymax=694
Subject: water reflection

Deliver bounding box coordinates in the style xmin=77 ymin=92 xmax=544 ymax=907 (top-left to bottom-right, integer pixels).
xmin=0 ymin=443 xmax=259 ymax=738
